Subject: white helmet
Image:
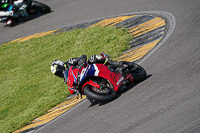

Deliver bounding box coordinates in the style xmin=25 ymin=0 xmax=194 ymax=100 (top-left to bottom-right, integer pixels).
xmin=50 ymin=60 xmax=65 ymax=78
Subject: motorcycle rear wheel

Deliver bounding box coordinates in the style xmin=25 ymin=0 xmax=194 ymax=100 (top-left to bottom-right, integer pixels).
xmin=83 ymin=85 xmax=117 ymax=102
xmin=131 ymin=64 xmax=147 ymax=83
xmin=29 ymin=1 xmax=51 ymax=14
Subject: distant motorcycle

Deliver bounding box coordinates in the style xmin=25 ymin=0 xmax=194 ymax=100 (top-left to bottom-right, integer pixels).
xmin=64 ymin=61 xmax=147 ymax=102
xmin=0 ymin=0 xmax=51 ymax=25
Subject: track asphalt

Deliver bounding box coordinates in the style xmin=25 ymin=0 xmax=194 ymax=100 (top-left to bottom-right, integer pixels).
xmin=13 ymin=12 xmax=171 ymax=132
xmin=1 ymin=0 xmax=200 ymax=133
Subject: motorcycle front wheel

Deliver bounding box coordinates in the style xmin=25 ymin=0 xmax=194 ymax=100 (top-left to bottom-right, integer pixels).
xmin=83 ymin=85 xmax=117 ymax=102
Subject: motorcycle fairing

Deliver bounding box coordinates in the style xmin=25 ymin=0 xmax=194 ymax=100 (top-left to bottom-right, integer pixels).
xmin=79 ymin=64 xmax=96 ymax=83
xmin=65 ymin=66 xmax=80 ymax=94
xmin=82 ymin=80 xmax=100 ymax=91
xmin=79 ymin=64 xmax=124 ymax=92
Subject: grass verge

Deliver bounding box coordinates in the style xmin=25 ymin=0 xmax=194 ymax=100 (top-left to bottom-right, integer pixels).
xmin=0 ymin=26 xmax=132 ymax=133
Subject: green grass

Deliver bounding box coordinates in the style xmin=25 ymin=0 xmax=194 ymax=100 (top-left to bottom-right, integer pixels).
xmin=0 ymin=26 xmax=132 ymax=133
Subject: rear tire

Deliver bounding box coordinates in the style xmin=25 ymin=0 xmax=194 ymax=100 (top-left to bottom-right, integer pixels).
xmin=31 ymin=1 xmax=51 ymax=13
xmin=131 ymin=64 xmax=147 ymax=83
xmin=83 ymin=85 xmax=117 ymax=102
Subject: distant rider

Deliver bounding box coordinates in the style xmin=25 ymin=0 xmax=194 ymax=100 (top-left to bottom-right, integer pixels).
xmin=0 ymin=0 xmax=26 ymax=25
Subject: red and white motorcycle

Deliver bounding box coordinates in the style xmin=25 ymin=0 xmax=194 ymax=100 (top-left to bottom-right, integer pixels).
xmin=64 ymin=61 xmax=147 ymax=102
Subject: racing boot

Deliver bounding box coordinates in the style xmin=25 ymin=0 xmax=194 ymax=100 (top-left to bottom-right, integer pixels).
xmin=100 ymin=52 xmax=123 ymax=68
xmin=120 ymin=61 xmax=137 ymax=71
xmin=106 ymin=58 xmax=123 ymax=68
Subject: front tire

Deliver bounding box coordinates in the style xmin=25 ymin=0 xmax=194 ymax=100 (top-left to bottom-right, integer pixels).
xmin=83 ymin=85 xmax=117 ymax=102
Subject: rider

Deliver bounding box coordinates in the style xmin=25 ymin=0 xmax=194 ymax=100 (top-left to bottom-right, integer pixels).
xmin=0 ymin=0 xmax=26 ymax=25
xmin=50 ymin=53 xmax=123 ymax=79
xmin=51 ymin=53 xmax=136 ymax=96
